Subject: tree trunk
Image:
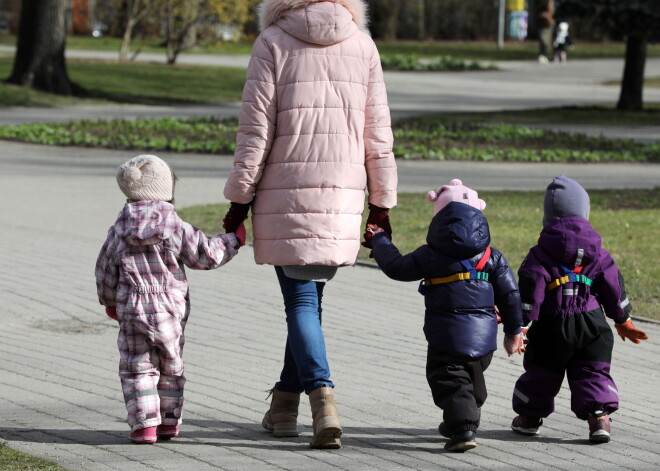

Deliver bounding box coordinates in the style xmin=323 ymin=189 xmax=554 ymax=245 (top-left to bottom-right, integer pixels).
xmin=119 ymin=17 xmax=137 ymax=62
xmin=617 ymin=32 xmax=647 ymax=111
xmin=417 ymin=0 xmax=425 ymax=40
xmin=164 ymin=2 xmax=176 ymax=64
xmin=166 ymin=41 xmax=180 ymax=65
xmin=182 ymin=22 xmax=198 ymax=50
xmin=163 ymin=1 xmax=199 ymax=65
xmin=381 ymin=0 xmax=400 ymax=41
xmin=119 ymin=0 xmax=153 ymax=62
xmin=6 ymin=0 xmax=77 ymax=95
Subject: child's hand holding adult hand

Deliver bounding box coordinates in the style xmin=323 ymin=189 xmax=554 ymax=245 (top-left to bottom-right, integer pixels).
xmin=363 ymin=224 xmax=386 ymax=258
xmin=615 ymin=319 xmax=648 ymax=344
xmin=361 ymin=204 xmax=391 ymax=249
xmin=366 ymin=224 xmax=384 ymax=235
xmin=504 ymin=333 xmax=524 ymax=356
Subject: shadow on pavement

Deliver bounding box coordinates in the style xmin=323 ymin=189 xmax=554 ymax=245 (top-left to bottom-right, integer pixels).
xmin=477 ymin=428 xmax=590 ymax=445
xmin=0 ymin=422 xmax=598 ymax=449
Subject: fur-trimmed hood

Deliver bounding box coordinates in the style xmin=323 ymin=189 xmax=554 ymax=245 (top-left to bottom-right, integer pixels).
xmin=258 ymin=0 xmax=367 ymax=31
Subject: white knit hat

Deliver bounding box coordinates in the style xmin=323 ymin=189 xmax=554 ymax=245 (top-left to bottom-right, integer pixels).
xmin=116 ymin=154 xmax=173 ymax=201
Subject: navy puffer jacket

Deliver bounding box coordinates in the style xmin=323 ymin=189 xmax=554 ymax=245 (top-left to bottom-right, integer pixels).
xmin=371 ymin=202 xmax=523 ymax=358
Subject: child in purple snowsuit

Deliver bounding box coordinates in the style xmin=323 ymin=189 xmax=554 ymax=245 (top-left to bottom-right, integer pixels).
xmin=511 ymin=175 xmax=648 ymax=443
xmin=96 ymin=154 xmax=245 ymax=444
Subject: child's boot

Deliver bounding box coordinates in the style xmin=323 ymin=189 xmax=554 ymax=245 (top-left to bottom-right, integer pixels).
xmin=262 ymin=388 xmax=300 ymax=437
xmin=156 ymin=424 xmax=179 ymax=440
xmin=511 ymin=415 xmax=543 ymax=435
xmin=444 ymin=430 xmax=477 ymax=452
xmin=587 ymin=412 xmax=611 ymax=443
xmin=130 ymin=426 xmax=157 ymax=444
xmin=309 ymin=387 xmax=342 ymax=449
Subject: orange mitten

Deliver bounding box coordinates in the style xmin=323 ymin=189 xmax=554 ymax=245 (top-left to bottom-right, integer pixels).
xmin=614 ymin=319 xmax=648 ymax=344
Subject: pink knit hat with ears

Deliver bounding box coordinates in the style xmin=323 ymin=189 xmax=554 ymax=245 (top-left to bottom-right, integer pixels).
xmin=427 ymin=179 xmax=486 ymax=215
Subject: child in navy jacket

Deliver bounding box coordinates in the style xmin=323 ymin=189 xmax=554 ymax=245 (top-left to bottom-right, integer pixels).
xmin=367 ymin=179 xmax=524 ymax=452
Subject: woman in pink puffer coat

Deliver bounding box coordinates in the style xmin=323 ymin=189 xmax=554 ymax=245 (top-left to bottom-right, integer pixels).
xmin=222 ymin=0 xmax=397 ymax=449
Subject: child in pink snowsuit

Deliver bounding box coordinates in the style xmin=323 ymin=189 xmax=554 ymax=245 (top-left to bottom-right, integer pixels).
xmin=96 ymin=154 xmax=244 ymax=444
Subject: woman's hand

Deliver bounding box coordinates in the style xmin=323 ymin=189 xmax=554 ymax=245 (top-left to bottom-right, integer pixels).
xmin=222 ymin=202 xmax=251 ymax=233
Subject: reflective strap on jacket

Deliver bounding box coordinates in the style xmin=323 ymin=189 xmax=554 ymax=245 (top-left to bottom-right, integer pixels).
xmin=423 ymin=247 xmax=491 ymax=286
xmin=423 ymin=271 xmax=490 ymax=286
xmin=546 ymin=272 xmax=593 ymax=291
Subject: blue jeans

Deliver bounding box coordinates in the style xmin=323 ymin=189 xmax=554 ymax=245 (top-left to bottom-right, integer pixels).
xmin=274 ymin=266 xmax=335 ymax=394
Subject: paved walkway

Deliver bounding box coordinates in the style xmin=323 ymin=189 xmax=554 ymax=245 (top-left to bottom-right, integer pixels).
xmin=1 ymin=139 xmax=659 ymax=471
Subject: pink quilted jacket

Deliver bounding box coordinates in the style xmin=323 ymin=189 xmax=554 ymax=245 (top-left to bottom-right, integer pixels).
xmin=223 ymin=0 xmax=397 ymax=267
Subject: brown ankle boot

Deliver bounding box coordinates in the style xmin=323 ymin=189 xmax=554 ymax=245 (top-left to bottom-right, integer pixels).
xmin=309 ymin=386 xmax=342 ymax=449
xmin=262 ymin=389 xmax=300 ymax=437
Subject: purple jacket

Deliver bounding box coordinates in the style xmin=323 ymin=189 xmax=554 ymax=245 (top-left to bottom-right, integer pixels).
xmin=96 ymin=201 xmax=238 ymax=319
xmin=518 ymin=217 xmax=631 ymax=324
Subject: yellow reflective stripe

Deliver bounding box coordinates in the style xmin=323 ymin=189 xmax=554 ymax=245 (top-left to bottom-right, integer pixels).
xmin=547 ymin=275 xmax=570 ymax=291
xmin=547 ymin=279 xmax=561 ymax=290
xmin=424 ymin=272 xmax=471 ymax=286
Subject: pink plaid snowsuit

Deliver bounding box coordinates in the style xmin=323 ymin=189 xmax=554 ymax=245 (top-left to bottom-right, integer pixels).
xmin=96 ymin=200 xmax=238 ymax=431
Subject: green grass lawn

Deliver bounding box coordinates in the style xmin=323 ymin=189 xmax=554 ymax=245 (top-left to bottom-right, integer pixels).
xmin=67 ymin=60 xmax=246 ymax=104
xmin=647 ymin=78 xmax=660 ymax=88
xmin=0 ymin=442 xmax=66 ymax=471
xmin=603 ymin=77 xmax=660 ymax=89
xmin=0 ymin=57 xmax=246 ymax=106
xmin=178 ymin=189 xmax=660 ymax=321
xmin=0 ymin=82 xmax=86 ymax=107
